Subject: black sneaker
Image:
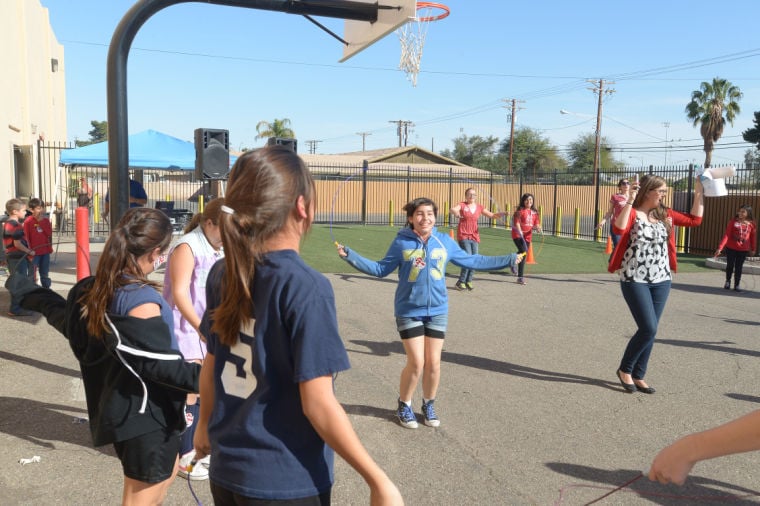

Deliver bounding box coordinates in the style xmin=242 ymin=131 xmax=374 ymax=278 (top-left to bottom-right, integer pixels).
xmin=466 ymin=282 xmax=474 ymax=291
xmin=724 ymin=281 xmax=731 ymax=290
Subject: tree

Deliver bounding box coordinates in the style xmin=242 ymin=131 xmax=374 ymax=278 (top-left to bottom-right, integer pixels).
xmin=685 ymin=77 xmax=742 ymax=167
xmin=440 ymin=134 xmax=499 ymax=168
xmin=75 ymin=120 xmax=108 ymax=147
xmin=498 ymin=127 xmax=566 ymax=178
xmin=255 ymin=118 xmax=295 ymax=140
xmin=741 ymin=111 xmax=760 ymax=149
xmin=566 ymin=133 xmax=616 ymax=181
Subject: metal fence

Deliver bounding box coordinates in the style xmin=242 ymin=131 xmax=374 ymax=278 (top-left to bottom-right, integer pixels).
xmin=38 ymin=141 xmax=760 ymax=256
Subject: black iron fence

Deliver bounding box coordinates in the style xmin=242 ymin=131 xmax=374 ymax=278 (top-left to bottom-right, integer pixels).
xmin=38 ymin=140 xmax=760 ymax=256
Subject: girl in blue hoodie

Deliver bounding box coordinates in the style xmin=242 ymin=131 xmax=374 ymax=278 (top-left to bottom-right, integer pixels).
xmin=338 ymin=197 xmax=523 ymax=429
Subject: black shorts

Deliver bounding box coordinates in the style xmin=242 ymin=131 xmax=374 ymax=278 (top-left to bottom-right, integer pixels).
xmin=210 ymin=481 xmax=331 ymax=506
xmin=113 ymin=428 xmax=181 ymax=483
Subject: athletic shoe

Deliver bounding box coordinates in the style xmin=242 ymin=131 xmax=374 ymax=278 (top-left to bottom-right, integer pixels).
xmin=724 ymin=281 xmax=731 ymax=290
xmin=517 ymin=277 xmax=526 ymax=285
xmin=177 ymin=451 xmax=209 ymax=481
xmin=466 ymin=282 xmax=474 ymax=291
xmin=421 ymin=400 xmax=440 ymax=427
xmin=455 ymin=281 xmax=466 ymax=291
xmin=734 ymin=283 xmax=742 ymax=293
xmin=7 ymin=309 xmax=35 ymax=317
xmin=198 ymin=454 xmax=211 ymax=469
xmin=396 ymin=399 xmax=418 ymax=429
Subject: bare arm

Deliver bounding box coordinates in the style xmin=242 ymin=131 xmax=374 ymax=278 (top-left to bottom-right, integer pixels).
xmin=193 ymin=353 xmax=215 ymax=460
xmin=649 ymin=409 xmax=760 ymax=485
xmin=690 ymin=178 xmax=704 ymax=218
xmin=300 ymin=375 xmax=403 ymax=505
xmin=449 ymin=203 xmax=462 ymax=218
xmin=597 ymin=200 xmax=615 ymax=229
xmin=168 ymin=243 xmax=202 ymax=333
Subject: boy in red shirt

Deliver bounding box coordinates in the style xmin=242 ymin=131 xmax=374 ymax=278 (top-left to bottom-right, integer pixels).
xmin=23 ymin=198 xmax=54 ymax=289
xmin=3 ymin=199 xmax=35 ymax=316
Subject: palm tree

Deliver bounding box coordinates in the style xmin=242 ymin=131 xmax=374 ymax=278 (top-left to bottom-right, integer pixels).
xmin=255 ymin=118 xmax=295 ymax=140
xmin=685 ymin=77 xmax=742 ymax=167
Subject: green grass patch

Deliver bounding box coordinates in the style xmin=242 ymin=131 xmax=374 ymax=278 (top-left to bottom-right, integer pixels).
xmin=301 ymin=224 xmax=712 ymax=274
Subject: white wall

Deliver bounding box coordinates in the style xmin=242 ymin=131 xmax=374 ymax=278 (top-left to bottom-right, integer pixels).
xmin=1 ymin=0 xmax=66 ymax=205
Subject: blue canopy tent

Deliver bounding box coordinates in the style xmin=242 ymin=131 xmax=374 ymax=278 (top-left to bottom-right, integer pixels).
xmin=60 ymin=129 xmax=206 ymax=170
xmin=58 ymin=129 xmax=233 ymax=232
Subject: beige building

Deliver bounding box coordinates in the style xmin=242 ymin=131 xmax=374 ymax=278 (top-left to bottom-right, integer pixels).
xmin=1 ymin=0 xmax=66 ymax=204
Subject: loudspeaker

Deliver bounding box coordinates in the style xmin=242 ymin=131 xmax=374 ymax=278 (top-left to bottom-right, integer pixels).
xmin=267 ymin=137 xmax=297 ymax=153
xmin=195 ymin=128 xmax=230 ymax=179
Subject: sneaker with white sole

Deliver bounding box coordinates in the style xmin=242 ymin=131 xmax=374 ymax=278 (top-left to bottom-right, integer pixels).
xmin=177 ymin=451 xmax=209 ymax=481
xmin=198 ymin=454 xmax=210 ymax=469
xmin=396 ymin=399 xmax=418 ymax=429
xmin=421 ymin=400 xmax=440 ymax=427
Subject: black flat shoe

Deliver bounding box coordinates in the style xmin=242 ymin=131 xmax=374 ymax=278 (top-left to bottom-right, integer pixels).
xmin=616 ymin=370 xmax=637 ymax=393
xmin=633 ymin=381 xmax=656 ymax=394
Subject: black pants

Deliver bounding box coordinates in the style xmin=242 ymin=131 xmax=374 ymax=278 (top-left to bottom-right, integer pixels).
xmin=725 ymin=247 xmax=748 ymax=286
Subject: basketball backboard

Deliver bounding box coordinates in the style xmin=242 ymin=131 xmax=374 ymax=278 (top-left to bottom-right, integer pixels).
xmin=340 ymin=0 xmax=415 ymax=62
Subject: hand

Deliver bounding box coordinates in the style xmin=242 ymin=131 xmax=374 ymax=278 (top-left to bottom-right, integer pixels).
xmin=714 ymin=249 xmax=721 ymax=257
xmin=193 ymin=423 xmax=211 ymax=462
xmin=648 ymin=437 xmax=698 ymax=486
xmin=369 ymin=476 xmax=403 ymax=506
xmin=335 ymin=242 xmax=347 ymax=258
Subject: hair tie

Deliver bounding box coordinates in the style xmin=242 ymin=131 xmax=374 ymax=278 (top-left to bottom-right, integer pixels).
xmin=221 ymin=205 xmax=235 ymax=215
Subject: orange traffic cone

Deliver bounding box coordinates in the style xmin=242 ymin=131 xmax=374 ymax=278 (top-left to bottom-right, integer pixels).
xmin=449 ymin=228 xmax=456 ymax=239
xmin=604 ymin=236 xmax=613 ymax=254
xmin=525 ymin=242 xmax=536 ymax=264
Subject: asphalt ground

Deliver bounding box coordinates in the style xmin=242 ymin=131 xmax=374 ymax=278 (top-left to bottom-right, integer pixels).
xmin=2 ymin=240 xmax=760 ymax=505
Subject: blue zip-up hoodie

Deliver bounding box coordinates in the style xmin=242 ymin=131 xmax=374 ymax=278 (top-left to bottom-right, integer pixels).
xmin=342 ymin=226 xmax=519 ymax=318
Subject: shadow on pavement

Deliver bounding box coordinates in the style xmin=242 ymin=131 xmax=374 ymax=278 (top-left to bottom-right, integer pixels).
xmin=546 ymin=461 xmax=760 ymax=505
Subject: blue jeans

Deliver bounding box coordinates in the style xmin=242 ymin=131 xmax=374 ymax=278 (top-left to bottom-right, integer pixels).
xmin=619 ymin=280 xmax=671 ymax=380
xmin=32 ymin=254 xmax=51 ymax=289
xmin=7 ymin=255 xmax=33 ymax=313
xmin=609 ymin=223 xmax=622 ymax=249
xmin=457 ymin=239 xmax=478 ymax=283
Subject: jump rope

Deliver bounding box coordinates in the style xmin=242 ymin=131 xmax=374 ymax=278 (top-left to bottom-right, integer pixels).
xmin=328 ymin=170 xmax=536 ymax=269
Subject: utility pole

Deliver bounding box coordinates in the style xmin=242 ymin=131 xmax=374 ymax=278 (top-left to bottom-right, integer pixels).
xmin=305 ymin=140 xmax=321 ymax=154
xmin=588 ymin=79 xmax=615 ymax=187
xmin=662 ymin=121 xmax=670 ymax=166
xmin=502 ymin=98 xmax=524 ymax=175
xmin=356 ymin=132 xmax=371 ymax=151
xmin=389 ymin=120 xmax=413 ymax=147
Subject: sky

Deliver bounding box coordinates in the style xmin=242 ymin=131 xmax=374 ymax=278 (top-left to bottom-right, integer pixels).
xmin=38 ymin=0 xmax=760 ymax=167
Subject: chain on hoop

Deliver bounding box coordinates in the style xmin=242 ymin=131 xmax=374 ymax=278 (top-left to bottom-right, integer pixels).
xmin=397 ymin=2 xmax=449 ymax=87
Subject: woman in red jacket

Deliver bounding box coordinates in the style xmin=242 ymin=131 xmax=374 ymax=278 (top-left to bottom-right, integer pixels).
xmin=715 ymin=205 xmax=756 ymax=292
xmin=608 ymin=174 xmax=703 ymax=394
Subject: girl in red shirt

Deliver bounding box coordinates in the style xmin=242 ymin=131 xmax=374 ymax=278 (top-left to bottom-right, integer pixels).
xmin=511 ymin=193 xmax=542 ymax=285
xmin=449 ymin=188 xmax=505 ymax=290
xmin=715 ymin=205 xmax=756 ymax=292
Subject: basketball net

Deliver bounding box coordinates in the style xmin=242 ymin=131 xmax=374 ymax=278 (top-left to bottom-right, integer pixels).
xmin=397 ymin=2 xmax=449 ymax=87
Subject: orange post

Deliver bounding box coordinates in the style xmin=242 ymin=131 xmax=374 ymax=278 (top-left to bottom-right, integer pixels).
xmin=604 ymin=236 xmax=613 ymax=254
xmin=75 ymin=206 xmax=91 ymax=280
xmin=525 ymin=242 xmax=536 ymax=264
xmin=449 ymin=228 xmax=456 ymax=239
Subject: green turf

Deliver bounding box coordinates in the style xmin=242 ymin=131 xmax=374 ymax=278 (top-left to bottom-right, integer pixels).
xmin=301 ymin=224 xmax=712 ymax=274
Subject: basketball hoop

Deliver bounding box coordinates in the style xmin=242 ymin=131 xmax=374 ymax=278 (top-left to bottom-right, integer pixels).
xmin=397 ymin=1 xmax=449 ymax=87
